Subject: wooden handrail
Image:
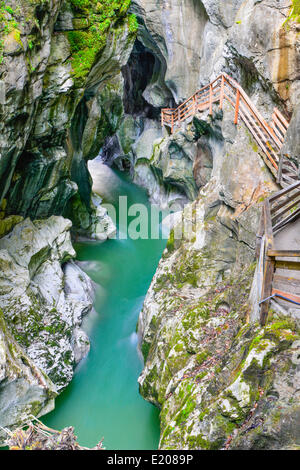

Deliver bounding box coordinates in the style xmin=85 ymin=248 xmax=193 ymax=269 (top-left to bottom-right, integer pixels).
xmin=161 ymin=73 xmax=298 ymax=326
xmin=258 ymin=180 xmax=300 ymax=325
xmin=161 ymin=73 xmax=290 ymax=178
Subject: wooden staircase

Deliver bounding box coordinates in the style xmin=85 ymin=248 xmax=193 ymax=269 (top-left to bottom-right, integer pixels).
xmin=161 ymin=74 xmax=300 ymax=325
xmin=257 ymin=182 xmax=300 ymax=325
xmin=277 ymin=154 xmax=299 ymax=188
xmin=161 ymin=73 xmax=290 ymax=178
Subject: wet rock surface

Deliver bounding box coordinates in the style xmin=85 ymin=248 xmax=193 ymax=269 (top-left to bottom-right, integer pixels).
xmin=0 ymin=0 xmax=299 ymax=448
xmin=0 ymin=216 xmax=94 ymax=391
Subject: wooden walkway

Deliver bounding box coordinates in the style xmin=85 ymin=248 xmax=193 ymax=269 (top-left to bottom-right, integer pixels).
xmin=257 ymin=182 xmax=300 ymax=325
xmin=162 ymin=74 xmax=300 ymax=325
xmin=161 ymin=73 xmax=290 ymax=178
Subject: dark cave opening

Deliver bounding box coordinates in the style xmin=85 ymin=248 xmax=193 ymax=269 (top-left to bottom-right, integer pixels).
xmin=121 ymin=39 xmax=161 ymax=120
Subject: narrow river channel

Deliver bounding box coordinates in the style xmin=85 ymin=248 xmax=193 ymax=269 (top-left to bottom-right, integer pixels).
xmin=43 ymin=165 xmax=167 ymax=450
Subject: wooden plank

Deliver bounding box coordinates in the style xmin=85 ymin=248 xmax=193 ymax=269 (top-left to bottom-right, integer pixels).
xmin=276 ymin=153 xmax=284 ymax=184
xmin=209 ymin=84 xmax=213 ymax=115
xmin=220 ymin=75 xmax=225 ymax=110
xmin=193 ymin=96 xmax=196 ymax=116
xmin=282 ymin=175 xmax=298 ymax=186
xmin=234 ymin=90 xmax=241 ymax=125
xmin=273 ymin=273 xmax=300 ymax=284
xmin=270 ymin=121 xmax=285 ymax=143
xmin=271 ymin=190 xmax=300 ymax=214
xmin=273 ymin=207 xmax=300 ymax=233
xmin=272 ymin=112 xmax=287 ymax=136
xmin=275 ymin=260 xmax=300 ymax=271
xmin=274 ymin=107 xmax=289 ymax=129
xmin=256 ymin=209 xmax=265 ymax=259
xmin=264 ymin=200 xmax=274 ymax=251
xmin=271 ymin=197 xmax=300 ymax=225
xmin=272 ymin=289 xmax=300 ymax=304
xmin=269 ymin=181 xmax=300 ymax=202
xmin=260 ymin=257 xmax=275 ymax=326
xmin=267 ymin=250 xmax=300 ymax=257
xmin=282 ymin=159 xmax=299 ymax=169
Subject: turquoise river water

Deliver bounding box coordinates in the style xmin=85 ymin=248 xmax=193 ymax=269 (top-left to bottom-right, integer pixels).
xmin=42 ymin=166 xmax=167 ymax=450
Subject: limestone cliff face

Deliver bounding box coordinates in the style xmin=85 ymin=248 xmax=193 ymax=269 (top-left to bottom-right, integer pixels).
xmin=0 ymin=0 xmax=299 ymax=223
xmin=0 ymin=216 xmax=94 ymax=389
xmin=134 ymin=0 xmax=300 ymax=450
xmin=137 ymin=105 xmax=300 ymax=450
xmin=0 ymin=309 xmax=56 ymax=444
xmin=0 ymin=215 xmax=97 ymax=443
xmin=131 ymin=0 xmax=299 ymax=111
xmin=0 ymin=0 xmax=299 ymax=449
xmin=99 ymin=0 xmax=299 ymax=208
xmin=0 ymin=0 xmax=136 ymax=237
xmin=0 ymin=0 xmax=136 ymax=441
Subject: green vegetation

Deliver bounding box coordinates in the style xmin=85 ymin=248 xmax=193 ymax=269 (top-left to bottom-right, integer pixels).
xmin=283 ymin=0 xmax=300 ymax=28
xmin=0 ymin=1 xmax=21 ymax=64
xmin=290 ymin=0 xmax=300 ymax=22
xmin=67 ymin=0 xmax=138 ymax=83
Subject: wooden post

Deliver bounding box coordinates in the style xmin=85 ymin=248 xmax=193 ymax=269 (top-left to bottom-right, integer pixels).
xmin=256 ymin=209 xmax=265 ymax=259
xmin=161 ymin=110 xmax=164 ymax=127
xmin=234 ymin=89 xmax=240 ymax=125
xmin=264 ymin=200 xmax=274 ymax=251
xmin=219 ymin=75 xmax=225 ymax=110
xmin=260 ymin=256 xmax=275 ymax=326
xmin=260 ymin=202 xmax=275 ymax=326
xmin=193 ymin=96 xmax=196 ymax=115
xmin=209 ymin=85 xmax=213 ymax=116
xmin=171 ymin=112 xmax=174 ymax=134
xmin=277 ymin=153 xmax=284 ymax=185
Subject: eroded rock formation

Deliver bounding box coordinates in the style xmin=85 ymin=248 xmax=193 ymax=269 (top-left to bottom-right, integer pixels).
xmin=0 ymin=0 xmax=299 ymax=448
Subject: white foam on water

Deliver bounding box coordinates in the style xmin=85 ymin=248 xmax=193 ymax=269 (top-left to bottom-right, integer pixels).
xmin=88 ymin=161 xmax=123 ymax=203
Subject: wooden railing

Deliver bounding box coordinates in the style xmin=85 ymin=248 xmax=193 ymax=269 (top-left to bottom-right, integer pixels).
xmin=257 ymin=181 xmax=300 ymax=325
xmin=162 ymin=74 xmax=300 ymax=326
xmin=277 ymin=154 xmax=299 ymax=187
xmin=162 ymin=73 xmax=290 ymax=176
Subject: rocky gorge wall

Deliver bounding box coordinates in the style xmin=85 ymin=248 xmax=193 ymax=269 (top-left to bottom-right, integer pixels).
xmin=98 ymin=0 xmax=300 ymax=209
xmin=133 ymin=0 xmax=300 ymax=450
xmin=0 ymin=0 xmax=299 ymax=448
xmin=0 ymin=0 xmax=137 ymax=442
xmin=137 ymin=105 xmax=300 ymax=450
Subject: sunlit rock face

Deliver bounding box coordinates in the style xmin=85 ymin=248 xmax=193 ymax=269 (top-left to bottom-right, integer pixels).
xmin=132 ymin=0 xmax=299 ymax=112
xmin=131 ymin=0 xmax=209 ymax=104
xmin=0 ymin=216 xmax=94 ymax=391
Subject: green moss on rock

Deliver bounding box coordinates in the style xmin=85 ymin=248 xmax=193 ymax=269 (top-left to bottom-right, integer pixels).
xmin=66 ymin=0 xmax=137 ymax=83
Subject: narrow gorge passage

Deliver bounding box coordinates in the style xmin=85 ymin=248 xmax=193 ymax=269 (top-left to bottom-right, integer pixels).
xmin=42 ymin=165 xmax=166 ymax=450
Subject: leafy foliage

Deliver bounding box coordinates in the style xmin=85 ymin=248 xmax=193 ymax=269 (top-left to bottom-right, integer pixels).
xmin=0 ymin=1 xmax=20 ymax=64
xmin=283 ymin=0 xmax=300 ymax=27
xmin=67 ymin=0 xmax=138 ymax=83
